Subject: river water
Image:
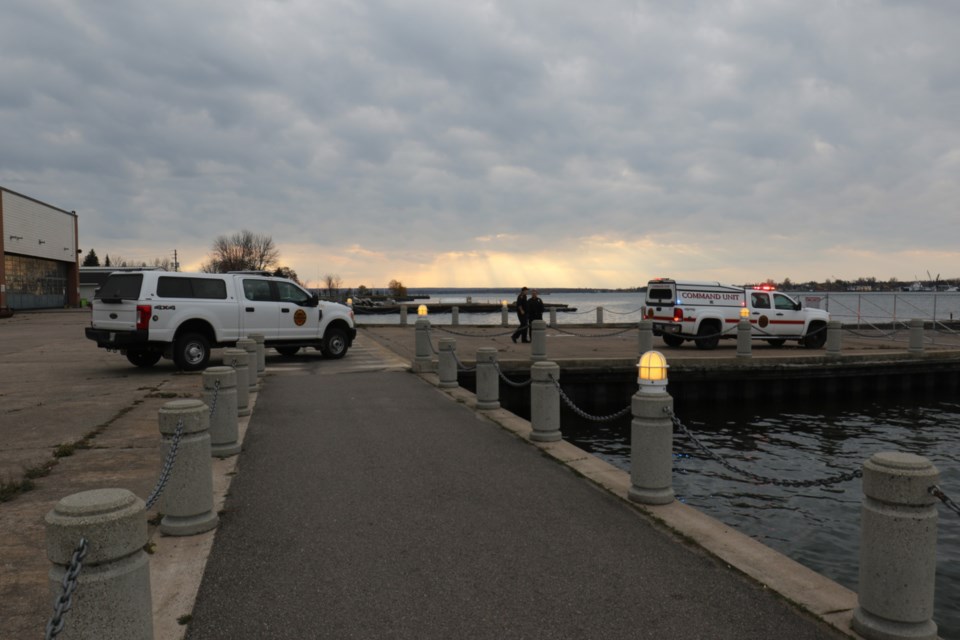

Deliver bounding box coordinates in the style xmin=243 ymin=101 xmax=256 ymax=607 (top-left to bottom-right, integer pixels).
xmin=378 ymin=290 xmax=960 ymax=636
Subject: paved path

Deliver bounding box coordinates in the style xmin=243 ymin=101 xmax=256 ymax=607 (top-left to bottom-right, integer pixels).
xmin=184 ymin=349 xmax=844 ymax=639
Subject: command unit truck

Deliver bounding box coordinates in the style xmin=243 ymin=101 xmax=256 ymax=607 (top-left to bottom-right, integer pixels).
xmin=85 ymin=270 xmax=356 ymax=370
xmin=644 ymin=278 xmax=829 ymax=350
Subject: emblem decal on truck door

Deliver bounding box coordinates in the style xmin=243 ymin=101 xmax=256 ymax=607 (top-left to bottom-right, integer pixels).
xmin=294 ymin=309 xmax=307 ymax=326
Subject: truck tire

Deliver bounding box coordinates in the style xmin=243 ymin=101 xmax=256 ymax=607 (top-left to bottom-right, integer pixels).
xmin=126 ymin=349 xmax=162 ymax=368
xmin=321 ymin=327 xmax=349 ymax=359
xmin=174 ymin=332 xmax=211 ymax=371
xmin=803 ymin=322 xmax=827 ymax=349
xmin=694 ymin=323 xmax=721 ymax=350
xmin=766 ymin=339 xmax=786 ymax=347
xmin=275 ymin=346 xmax=301 ymax=356
xmin=662 ymin=334 xmax=685 ymax=347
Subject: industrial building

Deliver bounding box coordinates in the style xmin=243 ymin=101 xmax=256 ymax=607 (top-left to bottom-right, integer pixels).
xmin=0 ymin=186 xmax=80 ymax=311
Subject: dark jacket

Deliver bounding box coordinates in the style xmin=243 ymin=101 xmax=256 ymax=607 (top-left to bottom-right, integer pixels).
xmin=527 ymin=295 xmax=545 ymax=321
xmin=515 ymin=293 xmax=528 ymax=321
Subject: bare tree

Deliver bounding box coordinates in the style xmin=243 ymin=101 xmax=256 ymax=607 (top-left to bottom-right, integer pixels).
xmin=388 ymin=279 xmax=407 ymax=298
xmin=324 ymin=274 xmax=343 ymax=299
xmin=201 ymin=230 xmax=279 ymax=273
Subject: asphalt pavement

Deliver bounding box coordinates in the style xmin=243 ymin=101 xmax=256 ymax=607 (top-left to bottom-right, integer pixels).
xmin=183 ymin=363 xmax=845 ymax=639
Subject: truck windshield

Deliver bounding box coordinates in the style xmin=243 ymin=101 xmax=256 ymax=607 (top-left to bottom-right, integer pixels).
xmin=95 ymin=274 xmax=143 ymax=301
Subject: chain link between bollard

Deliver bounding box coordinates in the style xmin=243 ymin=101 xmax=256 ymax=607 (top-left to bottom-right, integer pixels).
xmin=207 ymin=378 xmax=221 ymax=417
xmin=548 ymin=374 xmax=631 ymax=422
xmin=45 ymin=536 xmax=88 ymax=640
xmin=451 ymin=350 xmax=476 ymax=372
xmin=492 ymin=361 xmax=532 ymax=387
xmin=145 ymin=416 xmax=185 ymax=510
xmin=549 ymin=324 xmax=638 ymax=338
xmin=670 ymin=412 xmax=862 ymax=488
xmin=436 ymin=325 xmax=515 ymax=338
xmin=929 ymin=485 xmax=960 ymax=517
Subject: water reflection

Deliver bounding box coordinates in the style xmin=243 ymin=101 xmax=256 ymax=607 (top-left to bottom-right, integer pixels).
xmin=563 ymin=397 xmax=960 ymax=639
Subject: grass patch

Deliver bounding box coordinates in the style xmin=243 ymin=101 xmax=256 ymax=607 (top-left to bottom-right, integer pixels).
xmin=53 ymin=443 xmax=76 ymax=458
xmin=0 ymin=478 xmax=35 ymax=502
xmin=177 ymin=615 xmax=193 ymax=625
xmin=24 ymin=461 xmax=55 ymax=479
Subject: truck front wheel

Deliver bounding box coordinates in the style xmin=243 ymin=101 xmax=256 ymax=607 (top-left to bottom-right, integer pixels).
xmin=694 ymin=323 xmax=721 ymax=350
xmin=803 ymin=323 xmax=827 ymax=349
xmin=174 ymin=332 xmax=211 ymax=371
xmin=321 ymin=327 xmax=349 ymax=359
xmin=662 ymin=334 xmax=685 ymax=347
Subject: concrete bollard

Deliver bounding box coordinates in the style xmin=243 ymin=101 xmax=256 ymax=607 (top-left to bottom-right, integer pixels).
xmin=438 ymin=338 xmax=458 ymax=388
xmin=637 ymin=319 xmax=653 ymax=355
xmin=826 ymin=320 xmax=842 ymax=358
xmin=736 ymin=317 xmax=752 ymax=359
xmin=203 ymin=366 xmax=240 ymax=457
xmin=628 ymin=381 xmax=675 ymax=505
xmin=400 ymin=304 xmax=409 ymax=327
xmin=222 ymin=348 xmax=250 ymax=417
xmin=475 ymin=348 xmax=500 ymax=410
xmin=852 ymin=452 xmax=940 ymax=640
xmin=501 ymin=304 xmax=509 ymax=327
xmin=531 ymin=320 xmax=547 ymax=362
xmin=909 ymin=318 xmax=924 ymax=355
xmin=530 ymin=361 xmax=562 ymax=442
xmin=157 ymin=400 xmax=219 ymax=536
xmin=237 ymin=338 xmax=259 ymax=392
xmin=549 ymin=307 xmax=557 ymax=327
xmin=413 ymin=317 xmax=434 ymax=372
xmin=452 ymin=306 xmax=459 ymax=326
xmin=249 ymin=333 xmax=266 ymax=376
xmin=45 ymin=488 xmax=153 ymax=640
xmin=596 ymin=306 xmax=604 ymax=326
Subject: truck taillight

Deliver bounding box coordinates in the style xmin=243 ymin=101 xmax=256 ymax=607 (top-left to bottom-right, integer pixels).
xmin=673 ymin=308 xmax=684 ymax=322
xmin=136 ymin=305 xmax=152 ymax=331
xmin=646 ymin=308 xmax=654 ymax=319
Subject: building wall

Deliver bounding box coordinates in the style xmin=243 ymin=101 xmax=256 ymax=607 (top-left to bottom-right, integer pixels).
xmin=0 ymin=187 xmax=80 ymax=310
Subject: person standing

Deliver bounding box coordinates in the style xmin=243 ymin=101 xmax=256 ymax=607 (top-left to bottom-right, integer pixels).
xmin=526 ymin=289 xmax=545 ymax=341
xmin=511 ymin=287 xmax=529 ymax=343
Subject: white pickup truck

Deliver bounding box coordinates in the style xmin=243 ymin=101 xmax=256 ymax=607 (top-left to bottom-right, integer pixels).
xmin=644 ymin=278 xmax=829 ymax=350
xmin=85 ymin=270 xmax=356 ymax=370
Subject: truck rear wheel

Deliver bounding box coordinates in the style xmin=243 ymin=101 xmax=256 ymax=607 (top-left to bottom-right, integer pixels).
xmin=126 ymin=349 xmax=162 ymax=368
xmin=174 ymin=332 xmax=211 ymax=371
xmin=662 ymin=334 xmax=685 ymax=347
xmin=766 ymin=339 xmax=786 ymax=347
xmin=694 ymin=323 xmax=721 ymax=350
xmin=275 ymin=346 xmax=301 ymax=356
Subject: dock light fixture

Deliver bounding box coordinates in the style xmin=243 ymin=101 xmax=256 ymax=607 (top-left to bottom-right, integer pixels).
xmin=417 ymin=304 xmax=428 ymax=316
xmin=637 ymin=350 xmax=669 ymax=394
xmin=501 ymin=299 xmax=508 ymax=307
xmin=740 ymin=307 xmax=750 ymax=318
xmin=346 ymin=298 xmax=353 ymax=307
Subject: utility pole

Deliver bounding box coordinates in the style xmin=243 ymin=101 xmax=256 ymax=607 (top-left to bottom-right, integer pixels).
xmin=172 ymin=250 xmax=180 ymax=272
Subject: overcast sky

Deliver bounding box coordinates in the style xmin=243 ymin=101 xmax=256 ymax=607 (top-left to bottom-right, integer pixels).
xmin=3 ymin=1 xmax=959 ymax=288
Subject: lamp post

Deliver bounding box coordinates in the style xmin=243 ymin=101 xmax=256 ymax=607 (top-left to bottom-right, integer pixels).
xmin=628 ymin=351 xmax=675 ymax=505
xmin=414 ymin=306 xmax=433 ymax=372
xmin=737 ymin=306 xmax=752 ymax=359
xmin=501 ymin=300 xmax=509 ymax=327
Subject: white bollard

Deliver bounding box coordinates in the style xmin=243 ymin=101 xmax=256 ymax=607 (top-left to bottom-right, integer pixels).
xmin=475 ymin=348 xmax=500 ymax=410
xmin=909 ymin=318 xmax=925 ymax=355
xmin=45 ymin=488 xmax=154 ymax=639
xmin=628 ymin=378 xmax=675 ymax=505
xmin=852 ymin=452 xmax=939 ymax=640
xmin=637 ymin=320 xmax=653 ymax=355
xmin=530 ymin=361 xmax=561 ymax=442
xmin=531 ymin=320 xmax=547 ymax=362
xmin=736 ymin=317 xmax=752 ymax=359
xmin=549 ymin=307 xmax=557 ymax=326
xmin=400 ymin=304 xmax=409 ymax=327
xmin=157 ymin=400 xmax=219 ymax=536
xmin=222 ymin=348 xmax=250 ymax=417
xmin=501 ymin=304 xmax=509 ymax=327
xmin=249 ymin=333 xmax=266 ymax=376
xmin=451 ymin=306 xmax=459 ymax=326
xmin=596 ymin=306 xmax=604 ymax=326
xmin=413 ymin=317 xmax=434 ymax=372
xmin=203 ymin=366 xmax=240 ymax=457
xmin=826 ymin=320 xmax=842 ymax=358
xmin=237 ymin=338 xmax=259 ymax=392
xmin=438 ymin=338 xmax=458 ymax=388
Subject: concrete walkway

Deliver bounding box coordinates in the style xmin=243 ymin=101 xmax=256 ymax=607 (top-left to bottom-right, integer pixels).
xmin=183 ymin=364 xmax=846 ymax=638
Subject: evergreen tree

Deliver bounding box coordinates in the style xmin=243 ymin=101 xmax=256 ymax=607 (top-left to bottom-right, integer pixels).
xmin=104 ymin=254 xmax=111 ymax=267
xmin=82 ymin=249 xmax=100 ymax=267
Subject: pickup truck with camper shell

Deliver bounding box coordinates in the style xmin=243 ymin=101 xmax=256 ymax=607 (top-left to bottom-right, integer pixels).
xmin=85 ymin=270 xmax=356 ymax=371
xmin=644 ymin=278 xmax=829 ymax=350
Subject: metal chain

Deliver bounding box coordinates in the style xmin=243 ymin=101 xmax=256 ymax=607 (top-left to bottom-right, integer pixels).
xmin=436 ymin=325 xmax=515 ymax=338
xmin=145 ymin=416 xmax=185 ymax=510
xmin=670 ymin=412 xmax=862 ymax=488
xmin=549 ymin=324 xmax=638 ymax=338
xmin=45 ymin=537 xmax=89 ymax=640
xmin=208 ymin=378 xmax=221 ymax=416
xmin=492 ymin=361 xmax=532 ymax=387
xmin=604 ymin=307 xmax=645 ymax=316
xmin=930 ymin=485 xmax=960 ymax=517
xmin=548 ymin=375 xmax=631 ymax=422
xmin=451 ymin=350 xmax=476 ymax=372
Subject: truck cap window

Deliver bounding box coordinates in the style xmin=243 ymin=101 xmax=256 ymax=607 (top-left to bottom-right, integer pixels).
xmin=95 ymin=274 xmax=143 ymax=301
xmin=647 ymin=287 xmax=674 ymax=301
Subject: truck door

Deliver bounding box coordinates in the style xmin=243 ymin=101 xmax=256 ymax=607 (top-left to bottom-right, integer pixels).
xmin=770 ymin=292 xmax=805 ymax=337
xmin=748 ymin=291 xmax=779 ymax=336
xmin=239 ymin=278 xmax=280 ymax=339
xmin=275 ymin=281 xmax=321 ymax=339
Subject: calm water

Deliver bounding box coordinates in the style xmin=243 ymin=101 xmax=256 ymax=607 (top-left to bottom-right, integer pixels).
xmin=564 ymin=395 xmax=960 ymax=639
